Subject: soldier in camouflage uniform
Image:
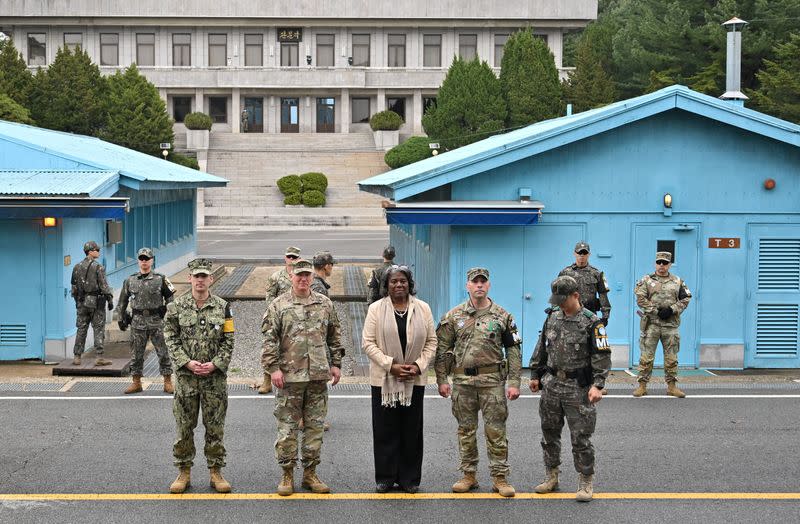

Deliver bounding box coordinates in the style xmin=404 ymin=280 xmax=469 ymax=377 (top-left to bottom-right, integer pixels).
xmin=259 ymin=245 xmax=302 ymax=394
xmin=529 ymin=275 xmax=611 ymax=502
xmin=435 ymin=267 xmax=522 ymax=498
xmin=367 ymin=246 xmax=395 ymax=304
xmin=558 ymin=242 xmax=611 ymax=324
xmin=163 ymin=258 xmax=235 ymax=494
xmin=311 ymin=251 xmax=335 ymax=296
xmin=261 ymin=259 xmax=345 ymax=496
xmin=115 ymin=247 xmax=176 ymax=394
xmin=70 ymin=240 xmax=114 ymax=367
xmin=633 ymin=251 xmax=692 ymax=398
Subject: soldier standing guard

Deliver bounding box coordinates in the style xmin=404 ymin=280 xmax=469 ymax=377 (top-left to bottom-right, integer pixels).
xmin=529 ymin=275 xmax=611 ymax=502
xmin=164 ymin=258 xmax=235 ymax=494
xmin=435 ymin=267 xmax=522 ymax=498
xmin=70 ymin=240 xmax=114 ymax=367
xmin=115 ymin=247 xmax=176 ymax=394
xmin=633 ymin=251 xmax=692 ymax=398
xmin=261 ymin=259 xmax=344 ymax=496
xmin=311 ymin=251 xmax=335 ymax=296
xmin=558 ymin=242 xmax=611 ymax=325
xmin=367 ymin=245 xmax=396 ymax=304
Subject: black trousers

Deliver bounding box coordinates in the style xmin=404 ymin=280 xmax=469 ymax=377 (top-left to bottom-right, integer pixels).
xmin=371 ymin=385 xmax=425 ymax=488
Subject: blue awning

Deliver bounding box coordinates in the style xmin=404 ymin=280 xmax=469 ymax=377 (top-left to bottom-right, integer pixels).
xmin=0 ymin=197 xmax=129 ymax=219
xmin=385 ymin=200 xmax=544 ymax=226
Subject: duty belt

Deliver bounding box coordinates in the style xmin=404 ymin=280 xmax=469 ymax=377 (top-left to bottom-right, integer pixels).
xmin=453 ymin=363 xmax=503 ymax=376
xmin=546 ymin=366 xmax=588 ymax=381
xmin=132 ymin=308 xmax=158 ymax=316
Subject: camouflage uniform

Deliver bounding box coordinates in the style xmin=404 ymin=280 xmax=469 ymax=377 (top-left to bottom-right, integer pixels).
xmin=261 ymin=289 xmax=344 ymax=470
xmin=163 ymin=286 xmax=234 ymax=469
xmin=70 ymin=253 xmax=113 ymax=357
xmin=367 ymin=261 xmax=393 ymax=304
xmin=529 ymin=306 xmax=611 ymax=475
xmin=434 ymin=300 xmax=522 ymax=477
xmin=310 ymin=275 xmax=331 ymax=297
xmin=265 ymin=268 xmax=293 ymax=304
xmin=116 ymin=270 xmax=175 ymax=375
xmin=634 ymin=272 xmax=692 ymax=384
xmin=558 ymin=264 xmax=611 ymax=321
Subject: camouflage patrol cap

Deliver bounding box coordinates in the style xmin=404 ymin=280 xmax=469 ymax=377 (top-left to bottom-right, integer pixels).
xmin=467 ymin=267 xmax=490 ymax=281
xmin=549 ymin=275 xmax=579 ymax=305
xmin=292 ymin=259 xmax=313 ymax=274
xmin=313 ymin=251 xmax=335 ymax=267
xmin=382 ymin=245 xmax=396 ymax=260
xmin=574 ymin=241 xmax=590 ymax=253
xmin=656 ymin=251 xmax=673 ymax=263
xmin=285 ymin=246 xmax=301 ymax=257
xmin=83 ymin=240 xmax=100 ymax=253
xmin=188 ymin=258 xmax=213 ymax=275
xmin=137 ymin=247 xmax=154 ymax=259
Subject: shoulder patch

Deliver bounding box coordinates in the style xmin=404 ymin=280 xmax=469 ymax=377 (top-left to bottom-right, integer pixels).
xmin=592 ymin=322 xmax=611 ymax=352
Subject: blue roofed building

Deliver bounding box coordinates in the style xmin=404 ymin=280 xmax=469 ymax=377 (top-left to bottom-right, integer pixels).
xmin=358 ymin=85 xmax=800 ymax=370
xmin=0 ymin=120 xmax=227 ymax=361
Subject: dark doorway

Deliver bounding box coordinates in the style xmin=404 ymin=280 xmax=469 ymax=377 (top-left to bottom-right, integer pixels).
xmin=316 ymin=97 xmax=335 ymax=133
xmin=281 ymin=97 xmax=299 ymax=133
xmin=243 ymin=97 xmax=263 ymax=133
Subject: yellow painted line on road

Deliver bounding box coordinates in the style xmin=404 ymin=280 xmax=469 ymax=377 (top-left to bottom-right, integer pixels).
xmin=1 ymin=492 xmax=800 ymax=501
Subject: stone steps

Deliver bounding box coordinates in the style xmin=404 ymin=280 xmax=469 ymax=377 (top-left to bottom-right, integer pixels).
xmin=204 ymin=214 xmax=386 ymax=227
xmin=209 ymin=132 xmax=375 ymax=151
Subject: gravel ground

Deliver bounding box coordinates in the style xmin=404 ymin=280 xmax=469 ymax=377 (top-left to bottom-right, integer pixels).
xmin=226 ymin=299 xmax=357 ymax=381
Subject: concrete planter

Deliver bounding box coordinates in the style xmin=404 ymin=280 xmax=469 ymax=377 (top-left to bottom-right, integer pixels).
xmin=284 ymin=204 xmax=305 ymax=208
xmin=186 ymin=129 xmax=210 ymax=150
xmin=373 ymin=130 xmax=399 ymax=151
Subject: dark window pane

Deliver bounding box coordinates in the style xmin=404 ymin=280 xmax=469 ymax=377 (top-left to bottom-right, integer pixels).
xmin=208 ymin=33 xmax=227 ymax=66
xmin=64 ymin=33 xmax=82 ymax=52
xmin=28 ymin=33 xmax=46 ymax=65
xmin=209 ymin=97 xmax=227 ymax=123
xmin=459 ymin=34 xmax=477 ymax=61
xmin=173 ymin=97 xmax=192 ymax=122
xmin=387 ymin=34 xmax=405 ymax=67
xmin=351 ymin=97 xmax=370 ymax=123
xmin=423 ymin=96 xmax=437 ymax=114
xmin=423 ymin=34 xmax=441 ymax=67
xmin=136 ymin=33 xmax=155 ymax=66
xmin=173 ymin=33 xmax=191 ymax=66
xmin=352 ymin=33 xmax=370 ymax=66
xmin=244 ymin=34 xmax=263 ymax=66
xmin=316 ymin=33 xmax=335 ymax=67
xmin=100 ymin=33 xmax=119 ymax=65
xmin=494 ymin=34 xmax=508 ymax=66
xmin=281 ymin=42 xmax=298 ymax=66
xmin=657 ymin=240 xmax=676 ymax=263
xmin=387 ymin=97 xmax=406 ymax=121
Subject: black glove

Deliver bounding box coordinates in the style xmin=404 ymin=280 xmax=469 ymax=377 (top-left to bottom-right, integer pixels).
xmin=657 ymin=307 xmax=673 ymax=320
xmin=601 ymin=317 xmax=609 ymax=327
xmin=117 ymin=320 xmax=128 ymax=332
xmin=158 ymin=305 xmax=167 ymax=319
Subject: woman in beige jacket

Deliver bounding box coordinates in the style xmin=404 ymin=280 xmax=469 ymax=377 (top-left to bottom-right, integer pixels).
xmin=362 ymin=265 xmax=437 ymax=494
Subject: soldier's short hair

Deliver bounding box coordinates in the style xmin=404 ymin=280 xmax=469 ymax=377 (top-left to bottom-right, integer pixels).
xmin=312 ymin=251 xmax=335 ymax=268
xmin=382 ymin=245 xmax=396 ymax=260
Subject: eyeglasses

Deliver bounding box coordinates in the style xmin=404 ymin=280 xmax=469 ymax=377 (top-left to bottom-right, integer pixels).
xmin=656 ymin=260 xmax=670 ymax=265
xmin=138 ymin=256 xmax=152 ymax=261
xmin=286 ymin=255 xmax=299 ymax=260
xmin=575 ymin=250 xmax=589 ymax=255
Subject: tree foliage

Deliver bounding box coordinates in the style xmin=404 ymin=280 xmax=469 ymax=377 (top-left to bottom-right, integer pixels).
xmin=384 ymin=136 xmax=434 ymax=169
xmin=0 ymin=93 xmax=34 ymax=124
xmin=563 ymin=23 xmax=616 ymax=113
xmin=0 ymin=38 xmax=34 ymax=107
xmin=749 ymin=33 xmax=800 ymax=123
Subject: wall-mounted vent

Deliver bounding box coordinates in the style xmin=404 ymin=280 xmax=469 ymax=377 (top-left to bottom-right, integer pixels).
xmin=0 ymin=324 xmax=27 ymax=346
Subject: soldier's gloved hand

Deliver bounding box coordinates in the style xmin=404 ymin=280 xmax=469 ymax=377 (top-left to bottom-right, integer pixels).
xmin=657 ymin=307 xmax=672 ymax=320
xmin=601 ymin=317 xmax=610 ymax=327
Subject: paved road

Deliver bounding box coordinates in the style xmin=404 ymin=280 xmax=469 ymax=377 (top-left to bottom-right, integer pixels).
xmin=1 ymin=389 xmax=799 ymax=523
xmin=198 ymin=228 xmax=389 ymax=261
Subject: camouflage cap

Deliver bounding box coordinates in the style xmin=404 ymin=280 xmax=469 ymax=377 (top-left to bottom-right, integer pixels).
xmin=313 ymin=251 xmax=335 ymax=267
xmin=188 ymin=258 xmax=213 ymax=275
xmin=574 ymin=241 xmax=590 ymax=253
xmin=292 ymin=259 xmax=313 ymax=274
xmin=467 ymin=267 xmax=490 ymax=281
xmin=382 ymin=245 xmax=396 ymax=260
xmin=656 ymin=251 xmax=673 ymax=263
xmin=549 ymin=275 xmax=579 ymax=305
xmin=83 ymin=240 xmax=100 ymax=253
xmin=285 ymin=246 xmax=301 ymax=257
xmin=137 ymin=247 xmax=154 ymax=259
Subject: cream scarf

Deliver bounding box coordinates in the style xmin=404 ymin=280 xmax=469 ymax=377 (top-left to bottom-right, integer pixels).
xmin=376 ymin=297 xmax=426 ymax=407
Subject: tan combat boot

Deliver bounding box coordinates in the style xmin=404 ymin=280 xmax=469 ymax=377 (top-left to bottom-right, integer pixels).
xmin=451 ymin=472 xmax=478 ymax=493
xmin=277 ymin=468 xmax=294 ymax=496
xmin=632 ymin=382 xmax=648 ymax=397
xmin=124 ymin=375 xmax=143 ymax=394
xmin=576 ymin=473 xmax=593 ymax=502
xmin=491 ymin=476 xmax=515 ymax=497
xmin=209 ymin=467 xmax=232 ymax=493
xmin=258 ymin=374 xmax=272 ymax=394
xmin=94 ymin=357 xmax=112 ymax=366
xmin=169 ymin=467 xmax=191 ymax=494
xmin=163 ymin=374 xmax=174 ymax=394
xmin=666 ymin=382 xmax=686 ymax=398
xmin=534 ymin=467 xmax=559 ymax=494
xmin=302 ymin=467 xmax=330 ymax=493
xmin=72 ymin=355 xmax=81 ymax=366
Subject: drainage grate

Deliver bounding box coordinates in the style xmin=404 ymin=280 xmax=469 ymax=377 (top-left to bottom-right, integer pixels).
xmin=343 ymin=265 xmax=368 ymax=296
xmin=69 ymin=381 xmax=131 ymax=393
xmin=214 ymin=264 xmax=256 ymax=298
xmin=348 ymin=302 xmax=367 ymax=362
xmin=0 ymin=383 xmax=63 ymax=392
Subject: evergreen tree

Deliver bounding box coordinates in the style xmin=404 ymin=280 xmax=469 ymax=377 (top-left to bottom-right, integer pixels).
xmin=500 ymin=29 xmax=563 ymax=127
xmin=0 ymin=37 xmax=34 ymax=107
xmin=99 ymin=64 xmax=174 ymax=156
xmin=749 ymin=33 xmax=800 ymax=124
xmin=563 ymin=24 xmax=616 ymax=112
xmin=422 ymin=57 xmax=506 ymax=150
xmin=0 ymin=93 xmax=34 ymax=124
xmin=28 ymin=46 xmax=107 ymax=135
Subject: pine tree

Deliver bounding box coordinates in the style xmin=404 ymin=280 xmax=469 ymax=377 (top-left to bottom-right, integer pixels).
xmin=749 ymin=33 xmax=800 ymax=124
xmin=0 ymin=93 xmax=34 ymax=124
xmin=563 ymin=24 xmax=616 ymax=113
xmin=0 ymin=37 xmax=34 ymax=107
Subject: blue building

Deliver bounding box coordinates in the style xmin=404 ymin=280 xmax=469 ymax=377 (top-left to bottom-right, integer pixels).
xmin=0 ymin=120 xmax=226 ymax=361
xmin=359 ymin=85 xmax=800 ymax=370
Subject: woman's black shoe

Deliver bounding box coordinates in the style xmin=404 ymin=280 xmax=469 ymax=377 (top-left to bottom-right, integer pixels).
xmin=375 ymin=482 xmax=392 ymax=493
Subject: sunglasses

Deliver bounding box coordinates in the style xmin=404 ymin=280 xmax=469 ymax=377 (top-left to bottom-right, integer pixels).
xmin=286 ymin=255 xmax=299 ymax=260
xmin=575 ymin=250 xmax=589 ymax=255
xmin=656 ymin=260 xmax=670 ymax=265
xmin=138 ymin=256 xmax=152 ymax=261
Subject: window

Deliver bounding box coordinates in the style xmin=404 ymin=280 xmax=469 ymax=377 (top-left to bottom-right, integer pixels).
xmin=173 ymin=96 xmax=192 ymax=122
xmin=351 ymin=97 xmax=370 ymax=123
xmin=459 ymin=34 xmax=477 ymax=61
xmin=352 ymin=33 xmax=370 ymax=66
xmin=657 ymin=240 xmax=676 ymax=264
xmin=209 ymin=97 xmax=227 ymax=123
xmin=423 ymin=96 xmax=437 ymax=115
xmin=534 ymin=33 xmax=549 ymax=46
xmin=316 ymin=33 xmax=335 ymax=67
xmin=63 ymin=32 xmax=82 ymax=52
xmin=281 ymin=42 xmax=299 ymax=66
xmin=100 ymin=33 xmax=119 ymax=65
xmin=387 ymin=34 xmax=405 ymax=67
xmin=208 ymin=33 xmax=227 ymax=66
xmin=27 ymin=33 xmax=46 ymax=65
xmin=244 ymin=34 xmax=263 ymax=66
xmin=387 ymin=97 xmax=406 ymax=121
xmin=173 ymin=33 xmax=191 ymax=66
xmin=494 ymin=34 xmax=509 ymax=66
xmin=423 ymin=34 xmax=441 ymax=67
xmin=136 ymin=33 xmax=155 ymax=66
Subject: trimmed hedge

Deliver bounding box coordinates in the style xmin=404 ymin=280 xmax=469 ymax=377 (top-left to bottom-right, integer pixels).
xmin=169 ymin=152 xmax=200 ymax=170
xmin=369 ymin=110 xmax=404 ymax=131
xmin=300 ymin=172 xmax=328 ymax=192
xmin=184 ymin=112 xmax=213 ymax=130
xmin=384 ymin=136 xmax=434 ymax=169
xmin=302 ymin=190 xmax=326 ymax=207
xmin=277 ymin=174 xmax=302 ymax=195
xmin=284 ymin=193 xmax=302 ymax=205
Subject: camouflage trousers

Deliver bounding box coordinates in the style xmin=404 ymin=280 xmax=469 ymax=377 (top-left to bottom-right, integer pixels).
xmin=173 ymin=373 xmax=228 ymax=468
xmin=638 ymin=322 xmax=680 ymax=383
xmin=73 ymin=305 xmax=106 ymax=356
xmin=539 ymin=376 xmax=597 ymax=475
xmin=274 ymin=380 xmax=328 ymax=470
xmin=451 ymin=384 xmax=509 ymax=477
xmin=129 ymin=325 xmax=172 ymax=376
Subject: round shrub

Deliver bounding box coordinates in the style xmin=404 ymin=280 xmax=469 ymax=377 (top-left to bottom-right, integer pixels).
xmin=169 ymin=152 xmax=200 ymax=170
xmin=300 ymin=172 xmax=328 ymax=192
xmin=283 ymin=193 xmax=302 ymax=205
xmin=183 ymin=112 xmax=213 ymax=130
xmin=384 ymin=136 xmax=434 ymax=169
xmin=277 ymin=174 xmax=302 ymax=195
xmin=369 ymin=110 xmax=404 ymax=131
xmin=302 ymin=190 xmax=326 ymax=207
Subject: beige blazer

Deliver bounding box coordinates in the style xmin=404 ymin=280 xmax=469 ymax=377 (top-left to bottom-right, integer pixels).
xmin=362 ymin=295 xmax=438 ymax=387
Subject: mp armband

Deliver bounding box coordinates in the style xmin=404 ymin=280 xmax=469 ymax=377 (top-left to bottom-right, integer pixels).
xmin=592 ymin=322 xmax=610 ymax=352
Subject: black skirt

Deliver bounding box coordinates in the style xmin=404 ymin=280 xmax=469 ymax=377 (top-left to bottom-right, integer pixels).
xmin=371 ymin=385 xmax=425 ymax=489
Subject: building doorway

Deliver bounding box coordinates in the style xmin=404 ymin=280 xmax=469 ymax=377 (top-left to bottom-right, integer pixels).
xmin=243 ymin=98 xmax=263 ymax=133
xmin=316 ymin=98 xmax=335 ymax=133
xmin=280 ymin=97 xmax=299 ymax=133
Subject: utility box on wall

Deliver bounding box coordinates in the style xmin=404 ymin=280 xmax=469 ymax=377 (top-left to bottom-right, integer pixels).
xmin=106 ymin=220 xmax=123 ymax=245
